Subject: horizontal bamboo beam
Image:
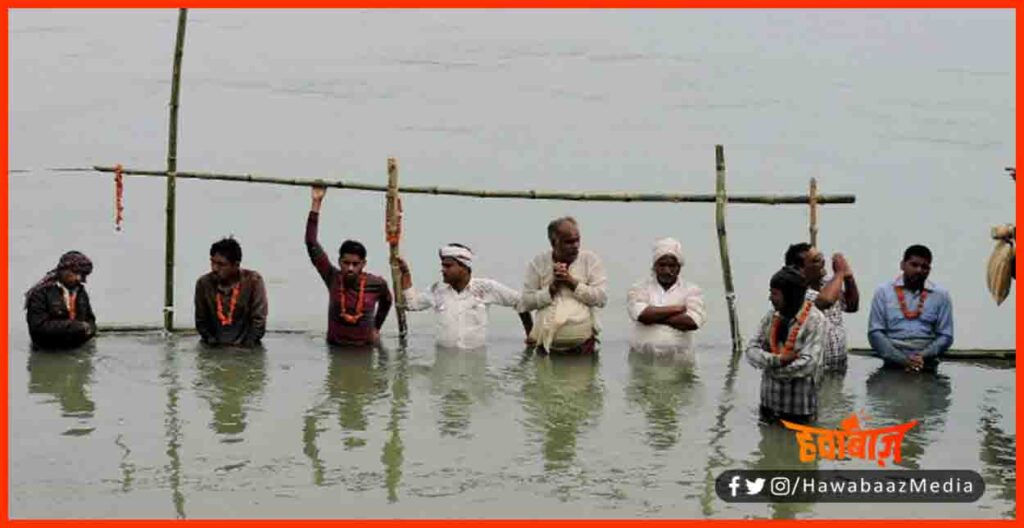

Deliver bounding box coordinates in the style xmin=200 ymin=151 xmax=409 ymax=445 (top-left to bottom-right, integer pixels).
xmin=849 ymin=348 xmax=1015 ymax=360
xmin=73 ymin=166 xmax=856 ymax=205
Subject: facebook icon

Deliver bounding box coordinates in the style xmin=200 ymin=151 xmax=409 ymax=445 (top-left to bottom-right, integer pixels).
xmin=728 ymin=475 xmax=742 ymax=497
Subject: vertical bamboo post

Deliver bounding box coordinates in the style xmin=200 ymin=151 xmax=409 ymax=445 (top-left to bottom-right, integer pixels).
xmin=164 ymin=8 xmax=188 ymax=332
xmin=809 ymin=177 xmax=818 ymax=247
xmin=715 ymin=145 xmax=742 ymax=356
xmin=386 ymin=158 xmax=408 ymax=340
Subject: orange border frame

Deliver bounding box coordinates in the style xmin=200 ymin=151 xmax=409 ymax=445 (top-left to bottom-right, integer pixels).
xmin=0 ymin=4 xmax=1019 ymax=526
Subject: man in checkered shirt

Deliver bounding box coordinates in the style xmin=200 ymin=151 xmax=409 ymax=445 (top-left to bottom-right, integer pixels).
xmin=746 ymin=266 xmax=826 ymax=424
xmin=784 ymin=243 xmax=860 ymax=374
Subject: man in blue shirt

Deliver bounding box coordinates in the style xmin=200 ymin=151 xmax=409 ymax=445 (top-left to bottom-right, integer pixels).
xmin=867 ymin=245 xmax=954 ymax=372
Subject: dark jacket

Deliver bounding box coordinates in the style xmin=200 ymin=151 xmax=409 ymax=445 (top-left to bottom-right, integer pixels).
xmin=26 ymin=283 xmax=96 ymax=349
xmin=194 ymin=269 xmax=269 ymax=347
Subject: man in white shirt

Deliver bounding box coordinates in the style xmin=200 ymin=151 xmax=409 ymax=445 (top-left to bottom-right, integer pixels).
xmin=627 ymin=238 xmax=706 ymax=357
xmin=397 ymin=244 xmax=532 ymax=349
xmin=519 ymin=217 xmax=607 ymax=354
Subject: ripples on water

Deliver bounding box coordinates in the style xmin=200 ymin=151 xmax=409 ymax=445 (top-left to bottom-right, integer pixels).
xmin=9 ymin=332 xmax=1015 ymax=519
xmin=8 ymin=8 xmax=1015 ymax=519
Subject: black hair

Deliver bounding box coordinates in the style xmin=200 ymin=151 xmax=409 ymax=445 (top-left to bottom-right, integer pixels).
xmin=339 ymin=239 xmax=367 ymax=260
xmin=784 ymin=242 xmax=813 ymax=268
xmin=903 ymin=244 xmax=932 ymax=263
xmin=770 ymin=266 xmax=808 ymax=318
xmin=210 ymin=237 xmax=242 ymax=264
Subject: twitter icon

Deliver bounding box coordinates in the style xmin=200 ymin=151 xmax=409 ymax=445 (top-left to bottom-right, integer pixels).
xmin=745 ymin=478 xmax=765 ymax=495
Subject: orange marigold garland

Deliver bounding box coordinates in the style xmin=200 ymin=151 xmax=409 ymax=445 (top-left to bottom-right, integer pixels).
xmin=768 ymin=300 xmax=813 ymax=357
xmin=894 ymin=286 xmax=928 ymax=320
xmin=340 ymin=274 xmax=367 ymax=324
xmin=215 ymin=283 xmax=241 ymax=326
xmin=114 ymin=164 xmax=124 ymax=231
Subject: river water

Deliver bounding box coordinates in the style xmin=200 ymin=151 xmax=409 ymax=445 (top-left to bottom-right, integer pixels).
xmin=7 ymin=9 xmax=1015 ymax=519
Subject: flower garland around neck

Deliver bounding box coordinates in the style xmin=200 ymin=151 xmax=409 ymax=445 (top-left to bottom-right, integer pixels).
xmin=894 ymin=284 xmax=928 ymax=320
xmin=216 ymin=283 xmax=241 ymax=326
xmin=340 ymin=273 xmax=367 ymax=324
xmin=67 ymin=290 xmax=78 ymax=320
xmin=768 ymin=300 xmax=813 ymax=357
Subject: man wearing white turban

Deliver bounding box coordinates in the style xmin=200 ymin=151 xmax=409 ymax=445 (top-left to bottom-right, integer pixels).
xmin=396 ymin=244 xmax=532 ymax=349
xmin=626 ymin=238 xmax=707 ymax=357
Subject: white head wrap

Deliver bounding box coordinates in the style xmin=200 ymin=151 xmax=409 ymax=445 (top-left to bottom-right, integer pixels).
xmin=439 ymin=245 xmax=473 ymax=269
xmin=652 ymin=237 xmax=684 ymax=268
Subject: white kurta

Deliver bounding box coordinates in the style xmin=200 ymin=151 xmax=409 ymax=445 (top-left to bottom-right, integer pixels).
xmin=626 ymin=277 xmax=706 ymax=356
xmin=404 ymin=278 xmax=521 ymax=349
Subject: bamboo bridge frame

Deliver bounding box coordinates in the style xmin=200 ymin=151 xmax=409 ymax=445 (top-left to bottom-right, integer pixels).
xmin=52 ymin=9 xmax=857 ymax=357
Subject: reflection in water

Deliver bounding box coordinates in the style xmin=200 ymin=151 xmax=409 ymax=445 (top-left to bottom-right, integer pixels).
xmin=978 ymin=399 xmax=1016 ymax=519
xmin=382 ymin=346 xmax=410 ymax=503
xmin=303 ymin=346 xmax=392 ymax=490
xmin=815 ymin=371 xmax=857 ymax=429
xmin=114 ymin=433 xmax=135 ymax=493
xmin=864 ymin=367 xmax=952 ymax=469
xmin=520 ymin=353 xmax=603 ymax=472
xmin=162 ymin=341 xmax=186 ymax=519
xmin=27 ymin=346 xmax=95 ymax=424
xmin=194 ymin=347 xmax=267 ymax=440
xmin=699 ymin=350 xmax=742 ymax=518
xmin=429 ymin=347 xmax=490 ymax=438
xmin=749 ymin=422 xmax=818 ymax=520
xmin=625 ymin=350 xmax=699 ymax=451
xmin=327 ymin=347 xmax=390 ymax=448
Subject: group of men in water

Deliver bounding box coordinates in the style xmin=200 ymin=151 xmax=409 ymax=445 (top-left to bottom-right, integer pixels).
xmin=25 ymin=186 xmax=954 ymax=424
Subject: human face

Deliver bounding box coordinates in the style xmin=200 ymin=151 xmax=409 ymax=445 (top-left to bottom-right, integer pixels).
xmin=440 ymin=257 xmax=469 ymax=286
xmin=550 ymin=222 xmax=581 ymax=263
xmin=801 ymin=248 xmax=826 ymax=285
xmin=210 ymin=253 xmax=240 ymax=284
xmin=654 ymin=255 xmax=681 ymax=288
xmin=900 ymin=255 xmax=932 ymax=290
xmin=339 ymin=253 xmax=366 ymax=282
xmin=770 ymin=287 xmax=786 ymax=312
xmin=57 ymin=268 xmax=86 ymax=289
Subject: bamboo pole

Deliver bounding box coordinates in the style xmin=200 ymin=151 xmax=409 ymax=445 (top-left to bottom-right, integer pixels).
xmin=385 ymin=158 xmax=408 ymax=340
xmin=809 ymin=177 xmax=818 ymax=247
xmin=715 ymin=145 xmax=742 ymax=356
xmin=164 ymin=8 xmax=188 ymax=332
xmin=83 ymin=166 xmax=856 ymax=205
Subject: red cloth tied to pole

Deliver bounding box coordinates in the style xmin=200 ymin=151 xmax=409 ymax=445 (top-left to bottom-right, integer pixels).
xmin=114 ymin=164 xmax=124 ymax=231
xmin=386 ymin=197 xmax=403 ymax=247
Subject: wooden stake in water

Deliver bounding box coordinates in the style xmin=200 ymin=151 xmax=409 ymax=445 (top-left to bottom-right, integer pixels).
xmin=715 ymin=145 xmax=742 ymax=356
xmin=809 ymin=177 xmax=819 ymax=247
xmin=164 ymin=8 xmax=188 ymax=332
xmin=386 ymin=158 xmax=408 ymax=340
